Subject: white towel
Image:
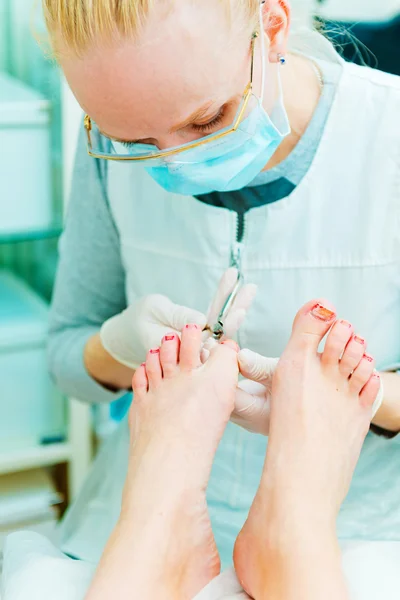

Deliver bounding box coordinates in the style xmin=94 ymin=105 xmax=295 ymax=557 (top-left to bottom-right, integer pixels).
xmin=1 ymin=532 xmax=95 ymax=600
xmin=2 ymin=532 xmax=400 ymax=600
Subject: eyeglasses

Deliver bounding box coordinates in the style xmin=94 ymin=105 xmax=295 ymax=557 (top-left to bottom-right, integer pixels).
xmin=83 ymin=31 xmax=260 ymax=162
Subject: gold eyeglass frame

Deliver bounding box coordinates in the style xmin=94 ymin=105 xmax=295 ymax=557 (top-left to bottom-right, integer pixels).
xmin=83 ymin=31 xmax=259 ymax=162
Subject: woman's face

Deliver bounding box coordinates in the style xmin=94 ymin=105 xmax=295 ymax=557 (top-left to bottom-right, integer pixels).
xmin=60 ymin=1 xmax=281 ymax=151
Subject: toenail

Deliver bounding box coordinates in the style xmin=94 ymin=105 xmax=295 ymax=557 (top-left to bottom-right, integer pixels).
xmin=340 ymin=320 xmax=352 ymax=328
xmin=164 ymin=335 xmax=176 ymax=341
xmin=372 ymin=373 xmax=380 ymax=380
xmin=354 ymin=336 xmax=365 ymax=345
xmin=141 ymin=363 xmax=146 ymax=367
xmin=150 ymin=348 xmax=160 ymax=354
xmin=364 ymin=354 xmax=374 ymax=362
xmin=310 ymin=303 xmax=336 ymax=322
xmin=185 ymin=324 xmax=199 ymax=330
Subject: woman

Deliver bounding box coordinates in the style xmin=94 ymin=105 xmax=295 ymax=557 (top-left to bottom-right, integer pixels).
xmin=44 ymin=0 xmax=400 ymax=567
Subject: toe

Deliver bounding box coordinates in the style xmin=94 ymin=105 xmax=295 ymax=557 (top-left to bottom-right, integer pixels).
xmin=289 ymin=299 xmax=337 ymax=354
xmin=145 ymin=348 xmax=163 ymax=388
xmin=339 ymin=334 xmax=366 ymax=378
xmin=349 ymin=354 xmax=375 ymax=395
xmin=360 ymin=373 xmax=381 ymax=409
xmin=321 ymin=320 xmax=354 ymax=368
xmin=205 ymin=340 xmax=239 ymax=382
xmin=221 ymin=340 xmax=240 ymax=352
xmin=160 ymin=333 xmax=180 ymax=378
xmin=132 ymin=363 xmax=148 ymax=395
xmin=179 ymin=324 xmax=203 ymax=371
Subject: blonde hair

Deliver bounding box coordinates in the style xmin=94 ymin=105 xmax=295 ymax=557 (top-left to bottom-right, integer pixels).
xmin=43 ymin=0 xmax=261 ymax=57
xmin=42 ymin=0 xmax=340 ymax=63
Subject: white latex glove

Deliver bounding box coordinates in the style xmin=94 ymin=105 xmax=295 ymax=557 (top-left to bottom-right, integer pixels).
xmin=201 ymin=343 xmax=277 ymax=434
xmin=234 ymin=349 xmax=279 ymax=435
xmin=100 ymin=294 xmax=207 ymax=370
xmin=100 ymin=268 xmax=257 ymax=370
xmin=232 ymin=348 xmax=384 ymax=436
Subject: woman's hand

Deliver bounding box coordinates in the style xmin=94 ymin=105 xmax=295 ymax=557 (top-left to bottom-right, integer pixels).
xmin=99 ymin=268 xmax=257 ymax=370
xmin=100 ymin=294 xmax=206 ymax=370
xmin=234 ymin=350 xmax=279 ymax=436
xmin=201 ymin=343 xmax=278 ymax=435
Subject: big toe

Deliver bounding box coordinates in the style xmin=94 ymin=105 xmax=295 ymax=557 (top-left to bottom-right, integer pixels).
xmin=289 ymin=299 xmax=337 ymax=354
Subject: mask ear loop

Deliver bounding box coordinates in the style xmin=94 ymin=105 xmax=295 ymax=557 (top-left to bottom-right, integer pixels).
xmin=259 ymin=0 xmax=266 ymax=103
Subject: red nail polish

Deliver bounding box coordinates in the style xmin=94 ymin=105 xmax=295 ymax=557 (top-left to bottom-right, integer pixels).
xmin=340 ymin=320 xmax=352 ymax=328
xmin=364 ymin=354 xmax=374 ymax=362
xmin=185 ymin=324 xmax=199 ymax=330
xmin=150 ymin=348 xmax=160 ymax=354
xmin=164 ymin=335 xmax=175 ymax=341
xmin=140 ymin=363 xmax=146 ymax=367
xmin=310 ymin=303 xmax=336 ymax=322
xmin=354 ymin=336 xmax=365 ymax=345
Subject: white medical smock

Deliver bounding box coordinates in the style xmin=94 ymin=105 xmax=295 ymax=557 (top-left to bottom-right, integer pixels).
xmin=59 ymin=61 xmax=400 ymax=568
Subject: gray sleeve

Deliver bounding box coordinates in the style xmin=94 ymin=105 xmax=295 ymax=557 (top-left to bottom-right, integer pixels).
xmin=48 ymin=128 xmax=127 ymax=404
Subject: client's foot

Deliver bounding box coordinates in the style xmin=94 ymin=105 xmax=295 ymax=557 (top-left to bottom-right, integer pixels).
xmin=124 ymin=325 xmax=239 ymax=600
xmin=234 ymin=300 xmax=380 ymax=599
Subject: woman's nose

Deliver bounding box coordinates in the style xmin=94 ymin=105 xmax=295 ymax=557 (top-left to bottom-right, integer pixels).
xmin=155 ymin=132 xmax=199 ymax=150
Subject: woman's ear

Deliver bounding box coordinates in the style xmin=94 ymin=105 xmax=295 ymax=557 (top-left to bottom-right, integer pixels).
xmin=261 ymin=0 xmax=291 ymax=63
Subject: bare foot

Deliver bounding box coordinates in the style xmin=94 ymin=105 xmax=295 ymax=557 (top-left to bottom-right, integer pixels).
xmin=123 ymin=324 xmax=239 ymax=600
xmin=234 ymin=300 xmax=380 ymax=600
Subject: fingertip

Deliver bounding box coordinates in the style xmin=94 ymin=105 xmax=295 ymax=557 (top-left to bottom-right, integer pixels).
xmin=238 ymin=348 xmax=253 ymax=367
xmin=224 ymin=308 xmax=246 ymax=338
xmin=200 ymin=348 xmax=210 ymax=364
xmin=203 ymin=337 xmax=218 ymax=351
xmin=238 ymin=348 xmax=259 ymax=375
xmin=237 ymin=349 xmax=279 ymax=383
xmin=246 ymin=283 xmax=258 ymax=299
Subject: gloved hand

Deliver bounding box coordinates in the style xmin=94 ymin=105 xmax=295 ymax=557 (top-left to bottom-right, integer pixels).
xmin=201 ymin=343 xmax=278 ymax=434
xmin=100 ymin=268 xmax=257 ymax=370
xmin=234 ymin=349 xmax=279 ymax=435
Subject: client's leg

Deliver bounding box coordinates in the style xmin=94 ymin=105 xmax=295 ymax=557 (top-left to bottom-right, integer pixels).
xmin=234 ymin=301 xmax=380 ymax=600
xmin=85 ymin=325 xmax=239 ymax=600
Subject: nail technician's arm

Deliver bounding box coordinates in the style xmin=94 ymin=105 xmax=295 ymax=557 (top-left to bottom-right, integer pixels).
xmin=48 ymin=128 xmax=134 ymax=402
xmin=84 ymin=334 xmax=134 ymax=391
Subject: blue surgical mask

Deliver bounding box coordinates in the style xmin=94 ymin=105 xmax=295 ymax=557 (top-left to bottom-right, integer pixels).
xmin=145 ymin=85 xmax=290 ymax=196
xmin=142 ymin=29 xmax=291 ymax=196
